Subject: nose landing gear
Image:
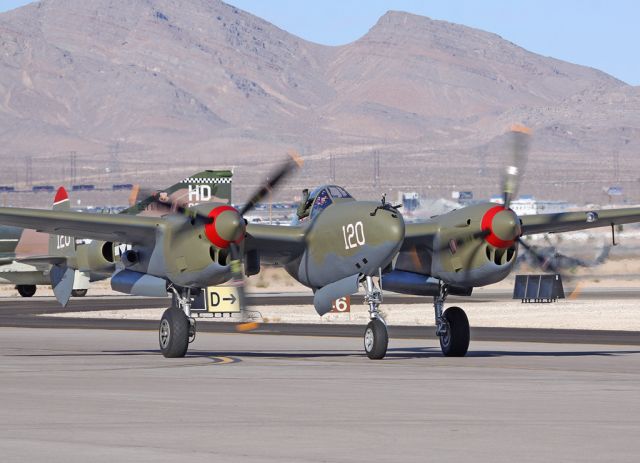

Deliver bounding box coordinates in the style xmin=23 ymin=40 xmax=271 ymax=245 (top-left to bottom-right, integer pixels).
xmin=159 ymin=287 xmax=196 ymax=358
xmin=362 ymin=276 xmax=388 ymax=360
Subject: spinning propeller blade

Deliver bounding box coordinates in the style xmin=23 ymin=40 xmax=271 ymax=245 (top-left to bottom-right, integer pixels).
xmin=145 ymin=152 xmax=303 ymax=332
xmin=501 ymin=125 xmax=531 ymax=210
xmin=240 ymin=151 xmax=303 ymax=216
xmin=516 ymin=237 xmax=561 ymax=274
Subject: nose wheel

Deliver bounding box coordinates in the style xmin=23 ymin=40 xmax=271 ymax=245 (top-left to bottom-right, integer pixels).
xmin=364 ymin=318 xmax=388 ymax=360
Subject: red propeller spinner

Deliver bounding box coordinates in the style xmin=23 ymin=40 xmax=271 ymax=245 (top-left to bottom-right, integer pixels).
xmin=204 ymin=205 xmax=245 ymax=249
xmin=480 ymin=205 xmax=521 ymax=249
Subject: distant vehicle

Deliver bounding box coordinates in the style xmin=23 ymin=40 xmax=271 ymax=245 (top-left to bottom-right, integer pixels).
xmin=0 ymin=186 xmax=15 ymax=193
xmin=401 ymin=192 xmax=420 ymax=211
xmin=72 ymin=184 xmax=95 ymax=191
xmin=112 ymin=184 xmax=134 ymax=191
xmin=32 ymin=185 xmax=55 ymax=193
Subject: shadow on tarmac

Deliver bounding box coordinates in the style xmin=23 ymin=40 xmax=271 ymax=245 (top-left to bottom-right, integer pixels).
xmin=387 ymin=346 xmax=640 ymax=358
xmin=9 ymin=346 xmax=640 ymax=360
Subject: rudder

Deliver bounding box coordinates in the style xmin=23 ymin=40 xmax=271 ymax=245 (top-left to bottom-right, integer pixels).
xmin=48 ymin=187 xmax=76 ymax=257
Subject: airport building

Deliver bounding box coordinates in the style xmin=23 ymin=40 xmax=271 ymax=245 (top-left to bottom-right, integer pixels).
xmin=489 ymin=195 xmax=571 ymax=215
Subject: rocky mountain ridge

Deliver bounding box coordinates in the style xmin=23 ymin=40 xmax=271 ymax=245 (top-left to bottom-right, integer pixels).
xmin=0 ymin=0 xmax=638 ymax=204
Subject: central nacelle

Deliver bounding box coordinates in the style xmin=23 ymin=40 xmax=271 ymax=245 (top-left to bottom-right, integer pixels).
xmin=291 ymin=201 xmax=405 ymax=288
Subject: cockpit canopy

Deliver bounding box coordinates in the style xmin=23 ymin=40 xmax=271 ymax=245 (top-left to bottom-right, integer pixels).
xmin=310 ymin=185 xmax=353 ymax=218
xmin=295 ymin=185 xmax=355 ymax=223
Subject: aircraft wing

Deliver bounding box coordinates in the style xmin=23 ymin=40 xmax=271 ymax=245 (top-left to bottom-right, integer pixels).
xmin=400 ymin=221 xmax=440 ymax=250
xmin=245 ymin=223 xmax=306 ymax=264
xmin=401 ymin=206 xmax=640 ymax=251
xmin=520 ymin=207 xmax=640 ymax=235
xmin=0 ymin=207 xmax=161 ymax=244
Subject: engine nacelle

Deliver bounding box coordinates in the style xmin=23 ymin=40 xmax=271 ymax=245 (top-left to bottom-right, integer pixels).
xmin=76 ymin=240 xmax=115 ymax=275
xmin=393 ymin=203 xmax=519 ymax=289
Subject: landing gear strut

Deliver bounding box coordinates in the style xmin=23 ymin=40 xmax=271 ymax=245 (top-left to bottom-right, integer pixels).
xmin=159 ymin=287 xmax=196 ymax=358
xmin=362 ymin=276 xmax=388 ymax=360
xmin=434 ymin=282 xmax=470 ymax=357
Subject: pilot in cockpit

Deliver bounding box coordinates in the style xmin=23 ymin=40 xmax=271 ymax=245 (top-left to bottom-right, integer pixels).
xmin=296 ymin=188 xmax=313 ymax=220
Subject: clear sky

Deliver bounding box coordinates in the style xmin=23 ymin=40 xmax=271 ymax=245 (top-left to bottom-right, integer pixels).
xmin=2 ymin=0 xmax=639 ymax=85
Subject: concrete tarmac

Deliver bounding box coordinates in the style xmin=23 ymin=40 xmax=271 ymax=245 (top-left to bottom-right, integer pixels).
xmin=4 ymin=295 xmax=640 ymax=345
xmin=2 ymin=327 xmax=640 ymax=462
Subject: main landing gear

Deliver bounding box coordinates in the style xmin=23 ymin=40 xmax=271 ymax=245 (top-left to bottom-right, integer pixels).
xmin=16 ymin=285 xmax=37 ymax=298
xmin=361 ymin=279 xmax=470 ymax=360
xmin=434 ymin=283 xmax=470 ymax=357
xmin=159 ymin=287 xmax=196 ymax=358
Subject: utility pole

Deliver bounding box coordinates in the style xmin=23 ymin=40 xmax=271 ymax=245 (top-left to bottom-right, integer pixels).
xmin=70 ymin=151 xmax=77 ymax=185
xmin=329 ymin=153 xmax=336 ymax=183
xmin=373 ymin=150 xmax=380 ymax=189
xmin=109 ymin=142 xmax=120 ymax=175
xmin=25 ymin=156 xmax=33 ymax=187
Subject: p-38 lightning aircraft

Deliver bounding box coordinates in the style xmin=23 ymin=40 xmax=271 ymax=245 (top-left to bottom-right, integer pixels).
xmin=0 ymin=186 xmax=108 ymax=301
xmin=1 ymin=128 xmax=639 ymax=360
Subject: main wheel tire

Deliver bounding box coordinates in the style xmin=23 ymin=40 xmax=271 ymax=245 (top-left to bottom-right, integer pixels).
xmin=364 ymin=318 xmax=388 ymax=360
xmin=159 ymin=308 xmax=190 ymax=358
xmin=439 ymin=306 xmax=470 ymax=357
xmin=16 ymin=285 xmax=37 ymax=298
xmin=71 ymin=289 xmax=88 ymax=297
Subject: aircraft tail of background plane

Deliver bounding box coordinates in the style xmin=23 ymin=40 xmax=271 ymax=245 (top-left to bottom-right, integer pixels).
xmin=46 ymin=187 xmax=89 ymax=305
xmin=120 ymin=169 xmax=233 ymax=216
xmin=48 ymin=187 xmax=75 ymax=258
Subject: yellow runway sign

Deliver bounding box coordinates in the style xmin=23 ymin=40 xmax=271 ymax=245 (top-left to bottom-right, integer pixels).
xmin=205 ymin=286 xmax=241 ymax=313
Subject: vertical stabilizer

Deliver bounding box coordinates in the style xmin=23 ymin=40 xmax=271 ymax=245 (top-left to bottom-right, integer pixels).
xmin=120 ymin=170 xmax=233 ymax=216
xmin=48 ymin=187 xmax=76 ymax=257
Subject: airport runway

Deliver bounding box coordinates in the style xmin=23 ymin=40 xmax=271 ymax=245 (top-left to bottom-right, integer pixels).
xmin=2 ymin=291 xmax=640 ymax=345
xmin=1 ymin=327 xmax=640 ymax=462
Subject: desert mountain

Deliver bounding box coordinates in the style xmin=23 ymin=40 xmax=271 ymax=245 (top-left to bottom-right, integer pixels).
xmin=0 ymin=0 xmax=638 ymax=204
